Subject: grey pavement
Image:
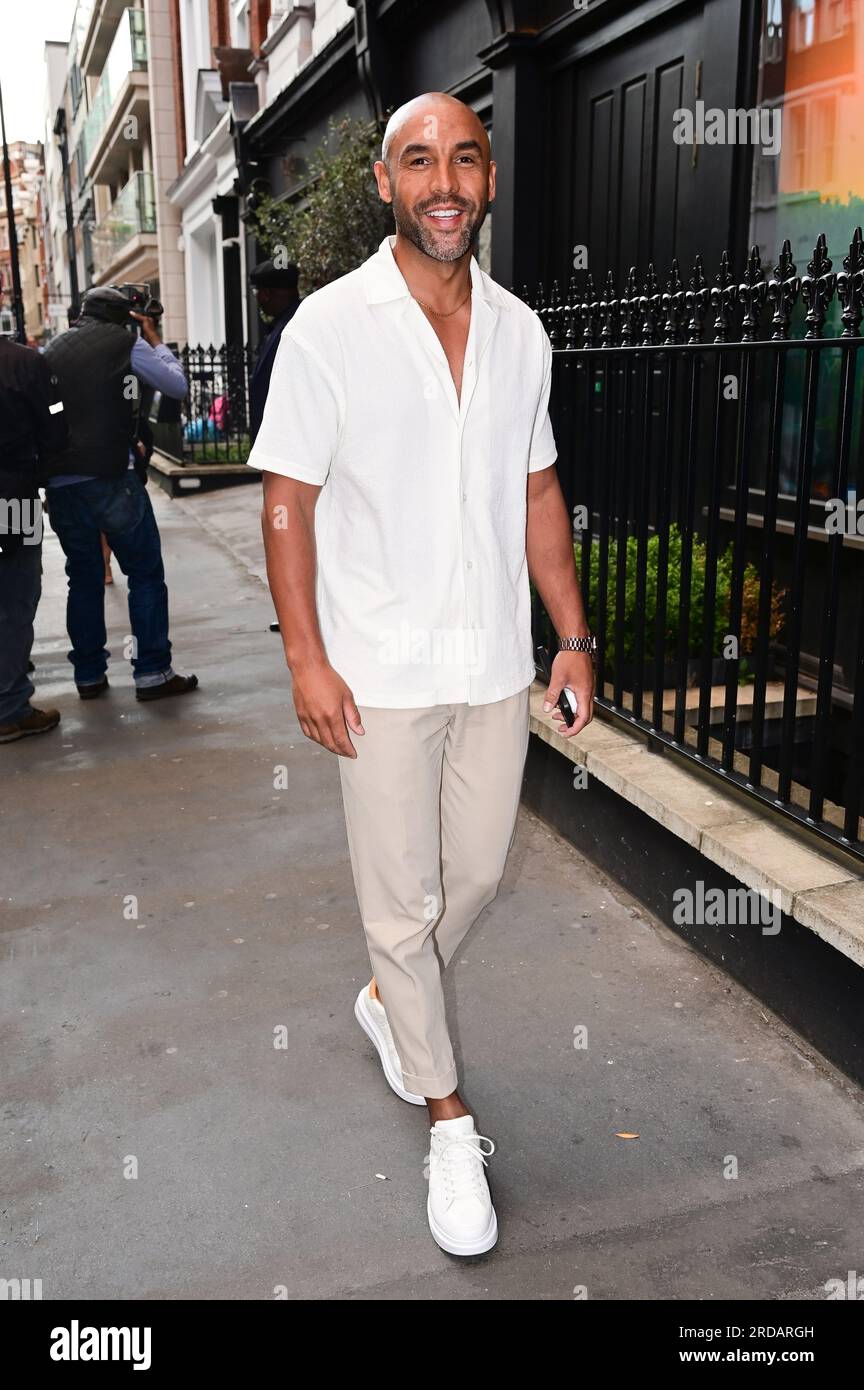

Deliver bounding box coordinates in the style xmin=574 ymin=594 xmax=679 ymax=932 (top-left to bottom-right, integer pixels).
xmin=2 ymin=482 xmax=863 ymax=1301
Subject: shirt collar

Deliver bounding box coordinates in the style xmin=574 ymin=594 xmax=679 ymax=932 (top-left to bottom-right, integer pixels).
xmin=362 ymin=234 xmax=507 ymax=310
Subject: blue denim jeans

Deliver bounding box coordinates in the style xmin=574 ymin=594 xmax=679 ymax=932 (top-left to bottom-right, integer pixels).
xmin=0 ymin=538 xmax=41 ymax=724
xmin=47 ymin=474 xmax=172 ymax=685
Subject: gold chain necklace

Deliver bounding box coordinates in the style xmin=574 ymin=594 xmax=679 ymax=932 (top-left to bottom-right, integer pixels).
xmin=412 ymin=284 xmax=472 ymax=318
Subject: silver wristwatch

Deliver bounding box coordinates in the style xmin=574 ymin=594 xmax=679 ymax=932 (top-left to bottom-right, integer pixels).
xmin=558 ymin=634 xmax=597 ymax=657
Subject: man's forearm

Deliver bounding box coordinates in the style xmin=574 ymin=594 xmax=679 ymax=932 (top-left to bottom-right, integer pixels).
xmin=526 ymin=471 xmax=590 ymax=639
xmin=261 ymin=476 xmax=327 ymax=672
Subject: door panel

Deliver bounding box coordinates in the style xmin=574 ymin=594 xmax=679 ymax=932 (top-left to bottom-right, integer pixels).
xmin=543 ymin=3 xmax=738 ymax=291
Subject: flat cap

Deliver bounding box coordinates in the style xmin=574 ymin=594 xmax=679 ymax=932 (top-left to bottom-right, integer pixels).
xmin=249 ymin=259 xmax=299 ymax=290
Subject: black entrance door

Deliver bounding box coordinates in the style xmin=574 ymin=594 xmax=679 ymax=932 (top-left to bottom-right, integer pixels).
xmin=540 ymin=0 xmax=753 ymax=291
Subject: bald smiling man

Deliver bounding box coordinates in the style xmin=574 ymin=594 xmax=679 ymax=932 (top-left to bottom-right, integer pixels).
xmin=248 ymin=92 xmax=595 ymax=1257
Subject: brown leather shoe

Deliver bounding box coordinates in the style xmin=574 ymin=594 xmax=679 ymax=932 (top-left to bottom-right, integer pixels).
xmin=0 ymin=707 xmax=61 ymax=743
xmin=135 ymin=674 xmax=199 ymax=703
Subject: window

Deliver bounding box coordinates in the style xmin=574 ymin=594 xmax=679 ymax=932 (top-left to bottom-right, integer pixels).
xmin=746 ymin=0 xmax=864 ymax=509
xmin=791 ymin=0 xmax=816 ymax=51
xmin=764 ymin=0 xmax=783 ymax=63
xmin=815 ymin=96 xmax=837 ymax=184
xmin=231 ymin=0 xmax=249 ymax=48
xmin=789 ymin=104 xmax=807 ymax=189
xmin=750 ymin=0 xmax=863 ymax=271
xmin=69 ymin=63 xmax=83 ymax=115
xmin=824 ymin=0 xmax=851 ymax=40
xmin=180 ymin=0 xmax=216 ymax=155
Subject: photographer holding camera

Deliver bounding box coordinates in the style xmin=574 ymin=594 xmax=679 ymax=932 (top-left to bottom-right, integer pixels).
xmin=42 ymin=285 xmax=198 ymax=703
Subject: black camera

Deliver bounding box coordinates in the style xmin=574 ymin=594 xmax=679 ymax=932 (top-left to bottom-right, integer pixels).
xmin=113 ymin=282 xmax=164 ymax=321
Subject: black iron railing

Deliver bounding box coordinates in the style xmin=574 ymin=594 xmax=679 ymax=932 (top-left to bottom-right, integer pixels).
xmin=525 ymin=228 xmax=864 ymax=863
xmin=152 ymin=343 xmax=255 ymax=466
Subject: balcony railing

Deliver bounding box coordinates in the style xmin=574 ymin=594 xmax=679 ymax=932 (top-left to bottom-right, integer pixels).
xmin=90 ymin=169 xmax=155 ymax=278
xmin=79 ymin=8 xmax=147 ymax=170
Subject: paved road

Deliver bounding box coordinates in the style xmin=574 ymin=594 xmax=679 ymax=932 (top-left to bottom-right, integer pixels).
xmin=2 ymin=483 xmax=863 ymax=1300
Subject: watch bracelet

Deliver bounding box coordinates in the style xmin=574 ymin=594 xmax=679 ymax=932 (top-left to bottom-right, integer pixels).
xmin=557 ymin=634 xmax=597 ymax=655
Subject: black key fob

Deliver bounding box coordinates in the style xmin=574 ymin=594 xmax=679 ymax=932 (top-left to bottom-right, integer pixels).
xmin=534 ymin=643 xmax=577 ymax=728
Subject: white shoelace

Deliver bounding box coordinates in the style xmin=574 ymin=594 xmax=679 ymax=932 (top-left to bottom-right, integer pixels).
xmin=428 ymin=1130 xmax=496 ymax=1203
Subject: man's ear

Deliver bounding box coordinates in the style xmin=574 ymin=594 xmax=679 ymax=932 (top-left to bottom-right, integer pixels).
xmin=373 ymin=159 xmax=393 ymax=205
xmin=487 ymin=159 xmax=497 ymax=206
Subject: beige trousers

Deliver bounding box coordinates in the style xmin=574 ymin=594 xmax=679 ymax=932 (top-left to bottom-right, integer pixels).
xmin=338 ymin=686 xmax=531 ymax=1098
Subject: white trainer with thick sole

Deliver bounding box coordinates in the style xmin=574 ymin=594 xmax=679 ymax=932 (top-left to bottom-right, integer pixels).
xmin=426 ymin=1114 xmax=498 ymax=1256
xmin=354 ymin=984 xmax=426 ymax=1105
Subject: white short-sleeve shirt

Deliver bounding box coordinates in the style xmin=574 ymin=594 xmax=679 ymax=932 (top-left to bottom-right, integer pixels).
xmin=247 ymin=234 xmax=557 ymax=707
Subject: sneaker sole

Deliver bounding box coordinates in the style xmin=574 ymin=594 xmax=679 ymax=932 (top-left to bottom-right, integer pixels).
xmin=427 ymin=1197 xmax=499 ymax=1256
xmin=353 ymin=992 xmax=426 ymax=1106
xmin=135 ymin=678 xmax=198 ymax=703
xmin=0 ymin=720 xmax=60 ymax=743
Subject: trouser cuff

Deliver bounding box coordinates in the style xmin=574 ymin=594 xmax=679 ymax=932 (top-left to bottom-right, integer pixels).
xmin=0 ymin=702 xmax=34 ymax=726
xmin=134 ymin=666 xmax=175 ymax=688
xmin=401 ymin=1063 xmax=458 ymax=1100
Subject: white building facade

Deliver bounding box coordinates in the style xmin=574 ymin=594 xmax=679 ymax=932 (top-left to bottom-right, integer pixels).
xmin=168 ymin=0 xmax=355 ymax=346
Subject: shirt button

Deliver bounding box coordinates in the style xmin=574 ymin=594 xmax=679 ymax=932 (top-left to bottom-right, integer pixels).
xmin=462 ymin=491 xmax=467 ymax=501
xmin=466 ymin=560 xmax=473 ymax=569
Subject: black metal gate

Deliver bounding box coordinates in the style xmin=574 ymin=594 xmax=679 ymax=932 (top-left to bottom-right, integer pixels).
xmin=527 ymin=226 xmax=864 ymax=863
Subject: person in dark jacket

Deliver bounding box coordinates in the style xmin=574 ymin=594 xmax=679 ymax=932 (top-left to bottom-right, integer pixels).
xmin=248 ymin=259 xmax=300 ymax=444
xmin=0 ymin=337 xmax=67 ymax=743
xmin=43 ymin=286 xmax=197 ymax=703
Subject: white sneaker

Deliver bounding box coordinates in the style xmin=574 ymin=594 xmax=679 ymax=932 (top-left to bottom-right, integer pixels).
xmin=425 ymin=1115 xmax=498 ymax=1256
xmin=354 ymin=984 xmax=426 ymax=1105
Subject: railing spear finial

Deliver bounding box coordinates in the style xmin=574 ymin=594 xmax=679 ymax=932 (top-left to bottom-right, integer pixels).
xmin=547 ymin=278 xmax=564 ymax=348
xmin=599 ymin=269 xmax=619 ymax=347
xmin=767 ymin=239 xmax=800 ymax=340
xmin=662 ymin=258 xmax=685 ymax=345
xmin=801 ymin=232 xmax=836 ymax=340
xmin=685 ymin=254 xmax=709 ymax=343
xmin=620 ymin=266 xmax=639 ymax=346
xmin=739 ymin=244 xmax=767 ymax=342
xmin=838 ymin=226 xmax=864 ymax=339
xmin=710 ymin=249 xmax=738 ymax=342
xmin=640 ymin=262 xmax=661 ymax=346
xmin=583 ymin=271 xmax=599 ymax=348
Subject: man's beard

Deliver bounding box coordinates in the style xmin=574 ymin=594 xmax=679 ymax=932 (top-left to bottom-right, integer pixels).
xmin=392 ymin=194 xmax=486 ymax=263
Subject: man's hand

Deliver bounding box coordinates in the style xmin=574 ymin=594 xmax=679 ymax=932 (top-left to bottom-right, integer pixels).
xmin=526 ymin=466 xmax=596 ymax=736
xmin=291 ymin=657 xmax=365 ymax=758
xmin=543 ymin=650 xmax=595 ymax=737
xmin=130 ymin=311 xmax=161 ymax=347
